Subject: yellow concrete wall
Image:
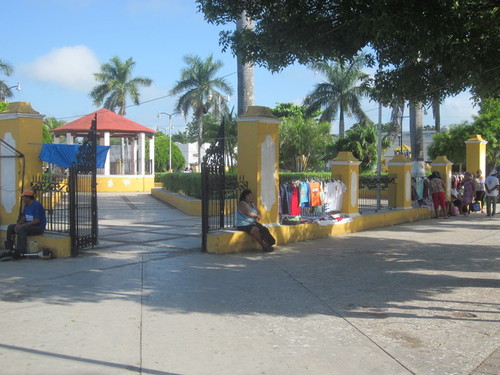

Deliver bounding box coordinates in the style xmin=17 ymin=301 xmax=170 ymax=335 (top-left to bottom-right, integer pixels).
xmin=97 ymin=176 xmax=155 ymax=192
xmin=0 ymin=102 xmax=45 ymax=226
xmin=465 ymin=134 xmax=487 ymax=174
xmin=237 ymin=106 xmax=280 ymax=224
xmin=0 ymin=229 xmax=71 ymax=258
xmin=206 ymin=207 xmax=432 ymax=254
xmin=151 ymin=188 xmax=201 ymax=216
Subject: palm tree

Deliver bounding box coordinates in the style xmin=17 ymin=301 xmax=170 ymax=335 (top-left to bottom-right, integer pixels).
xmin=170 ymin=54 xmax=233 ymax=169
xmin=304 ymin=55 xmax=370 ymax=137
xmin=43 ymin=117 xmax=67 ymax=143
xmin=0 ymin=59 xmax=15 ymax=102
xmin=89 ymin=56 xmax=152 ymax=116
xmin=236 ymin=11 xmax=254 ymax=116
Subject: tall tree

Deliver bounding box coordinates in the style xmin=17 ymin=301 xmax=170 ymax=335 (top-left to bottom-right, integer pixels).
xmin=170 ymin=54 xmax=233 ymax=169
xmin=89 ymin=56 xmax=152 ymax=116
xmin=432 ymin=97 xmax=441 ymax=132
xmin=303 ymin=56 xmax=370 ymax=137
xmin=0 ymin=59 xmax=15 ymax=102
xmin=409 ymin=101 xmax=425 ymax=176
xmin=236 ymin=11 xmax=254 ymax=116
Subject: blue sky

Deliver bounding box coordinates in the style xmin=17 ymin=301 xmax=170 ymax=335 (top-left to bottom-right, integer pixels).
xmin=3 ymin=0 xmax=478 ymax=135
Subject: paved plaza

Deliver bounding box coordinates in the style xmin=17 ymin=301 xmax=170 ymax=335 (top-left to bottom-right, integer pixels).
xmin=0 ymin=192 xmax=498 ymax=375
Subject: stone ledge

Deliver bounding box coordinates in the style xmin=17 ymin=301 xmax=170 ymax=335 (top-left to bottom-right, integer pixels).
xmin=0 ymin=227 xmax=71 ymax=258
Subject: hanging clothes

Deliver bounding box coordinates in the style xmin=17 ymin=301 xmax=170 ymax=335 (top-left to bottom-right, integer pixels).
xmin=299 ymin=181 xmax=310 ymax=207
xmin=309 ymin=181 xmax=322 ymax=207
xmin=289 ymin=183 xmax=301 ymax=216
xmin=324 ymin=181 xmax=347 ymax=212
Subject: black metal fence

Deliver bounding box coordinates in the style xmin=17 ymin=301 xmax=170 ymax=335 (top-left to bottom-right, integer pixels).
xmin=358 ymin=175 xmax=395 ymax=213
xmin=31 ymin=174 xmax=70 ymax=233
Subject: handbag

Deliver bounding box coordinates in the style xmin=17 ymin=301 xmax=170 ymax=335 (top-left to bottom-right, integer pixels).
xmin=255 ymin=222 xmax=276 ymax=246
xmin=471 ymin=201 xmax=481 ymax=212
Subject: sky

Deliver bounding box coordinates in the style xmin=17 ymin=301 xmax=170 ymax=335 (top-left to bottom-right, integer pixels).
xmin=3 ymin=0 xmax=479 ymax=136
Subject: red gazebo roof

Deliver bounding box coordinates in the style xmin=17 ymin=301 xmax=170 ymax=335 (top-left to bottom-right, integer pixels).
xmin=51 ymin=108 xmax=157 ymax=137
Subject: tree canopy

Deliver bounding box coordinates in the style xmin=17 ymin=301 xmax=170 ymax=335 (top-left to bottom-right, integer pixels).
xmin=272 ymin=103 xmax=333 ymax=171
xmin=154 ymin=134 xmax=186 ymax=172
xmin=197 ymin=0 xmax=499 ymax=103
xmin=330 ymin=121 xmax=391 ymax=173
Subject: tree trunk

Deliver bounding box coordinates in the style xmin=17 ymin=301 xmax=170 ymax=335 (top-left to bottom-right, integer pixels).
xmin=197 ymin=114 xmax=203 ymax=171
xmin=432 ymin=99 xmax=441 ymax=132
xmin=409 ymin=101 xmax=425 ymax=177
xmin=339 ymin=106 xmax=345 ymax=137
xmin=236 ymin=12 xmax=254 ymax=116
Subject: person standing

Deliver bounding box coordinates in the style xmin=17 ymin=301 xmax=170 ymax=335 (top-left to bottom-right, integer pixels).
xmin=475 ymin=169 xmax=486 ymax=213
xmin=460 ymin=172 xmax=476 ymax=215
xmin=484 ymin=170 xmax=499 ymax=217
xmin=4 ymin=189 xmax=46 ymax=257
xmin=427 ymin=172 xmax=448 ymax=219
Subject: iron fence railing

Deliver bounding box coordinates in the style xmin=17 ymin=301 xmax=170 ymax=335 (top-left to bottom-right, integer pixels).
xmin=358 ymin=175 xmax=395 ymax=214
xmin=31 ymin=174 xmax=70 ymax=233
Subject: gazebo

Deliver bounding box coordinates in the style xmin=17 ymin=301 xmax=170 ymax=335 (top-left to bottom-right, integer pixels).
xmin=51 ymin=108 xmax=157 ymax=192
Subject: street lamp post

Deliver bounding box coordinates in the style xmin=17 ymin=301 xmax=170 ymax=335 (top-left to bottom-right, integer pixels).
xmin=157 ymin=112 xmax=179 ymax=172
xmin=1 ymin=83 xmax=21 ymax=102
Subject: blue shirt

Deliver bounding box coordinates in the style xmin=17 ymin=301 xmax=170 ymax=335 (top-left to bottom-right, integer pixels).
xmin=235 ymin=202 xmax=257 ymax=227
xmin=23 ymin=200 xmax=46 ymax=230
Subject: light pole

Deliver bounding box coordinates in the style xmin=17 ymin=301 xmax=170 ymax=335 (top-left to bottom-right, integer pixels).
xmin=157 ymin=112 xmax=179 ymax=172
xmin=1 ymin=82 xmax=21 ymax=102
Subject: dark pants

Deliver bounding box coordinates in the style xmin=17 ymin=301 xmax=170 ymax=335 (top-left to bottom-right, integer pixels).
xmin=6 ymin=224 xmax=44 ymax=253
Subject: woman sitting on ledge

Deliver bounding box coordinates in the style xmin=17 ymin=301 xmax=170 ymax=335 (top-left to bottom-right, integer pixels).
xmin=235 ymin=189 xmax=274 ymax=252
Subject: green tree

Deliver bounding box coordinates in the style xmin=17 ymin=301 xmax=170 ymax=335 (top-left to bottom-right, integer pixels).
xmin=272 ymin=103 xmax=333 ymax=171
xmin=428 ymin=99 xmax=499 ymax=171
xmin=170 ymin=54 xmax=233 ymax=169
xmin=42 ymin=117 xmax=66 ymax=143
xmin=330 ymin=121 xmax=391 ymax=173
xmin=303 ymin=56 xmax=370 ymax=137
xmin=0 ymin=59 xmax=14 ymax=102
xmin=90 ymin=56 xmax=152 ymax=116
xmin=154 ymin=134 xmax=185 ymax=172
xmin=197 ymin=0 xmax=499 ymax=103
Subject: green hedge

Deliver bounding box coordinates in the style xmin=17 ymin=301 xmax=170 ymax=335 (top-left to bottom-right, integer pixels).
xmin=156 ymin=172 xmax=345 ymax=199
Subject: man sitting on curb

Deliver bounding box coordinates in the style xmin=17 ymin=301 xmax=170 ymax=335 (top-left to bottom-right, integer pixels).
xmin=1 ymin=189 xmax=46 ymax=261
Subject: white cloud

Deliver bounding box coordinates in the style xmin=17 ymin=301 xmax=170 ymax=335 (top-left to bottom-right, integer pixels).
xmin=440 ymin=92 xmax=479 ymax=125
xmin=23 ymin=45 xmax=100 ymax=92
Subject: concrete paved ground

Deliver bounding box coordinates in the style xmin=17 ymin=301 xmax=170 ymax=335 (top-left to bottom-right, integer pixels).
xmin=0 ymin=192 xmax=498 ymax=375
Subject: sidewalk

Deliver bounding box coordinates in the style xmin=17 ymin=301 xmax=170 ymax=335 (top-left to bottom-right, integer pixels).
xmin=0 ymin=192 xmax=498 ymax=375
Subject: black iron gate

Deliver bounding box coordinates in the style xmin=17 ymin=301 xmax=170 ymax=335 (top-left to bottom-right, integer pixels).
xmin=69 ymin=113 xmax=98 ymax=256
xmin=201 ymin=118 xmax=247 ymax=251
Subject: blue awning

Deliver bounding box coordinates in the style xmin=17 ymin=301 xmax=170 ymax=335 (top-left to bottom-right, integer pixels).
xmin=40 ymin=144 xmax=110 ymax=168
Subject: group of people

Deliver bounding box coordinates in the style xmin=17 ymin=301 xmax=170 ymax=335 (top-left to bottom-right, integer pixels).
xmin=428 ymin=169 xmax=499 ymax=219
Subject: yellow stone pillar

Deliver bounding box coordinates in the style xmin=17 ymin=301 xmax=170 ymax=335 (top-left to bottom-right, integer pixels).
xmin=465 ymin=134 xmax=488 ymax=174
xmin=331 ymin=151 xmax=361 ymax=215
xmin=388 ymin=154 xmax=413 ymax=209
xmin=0 ymin=102 xmax=44 ymax=226
xmin=432 ymin=156 xmax=453 ymax=200
xmin=237 ymin=106 xmax=280 ymax=224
